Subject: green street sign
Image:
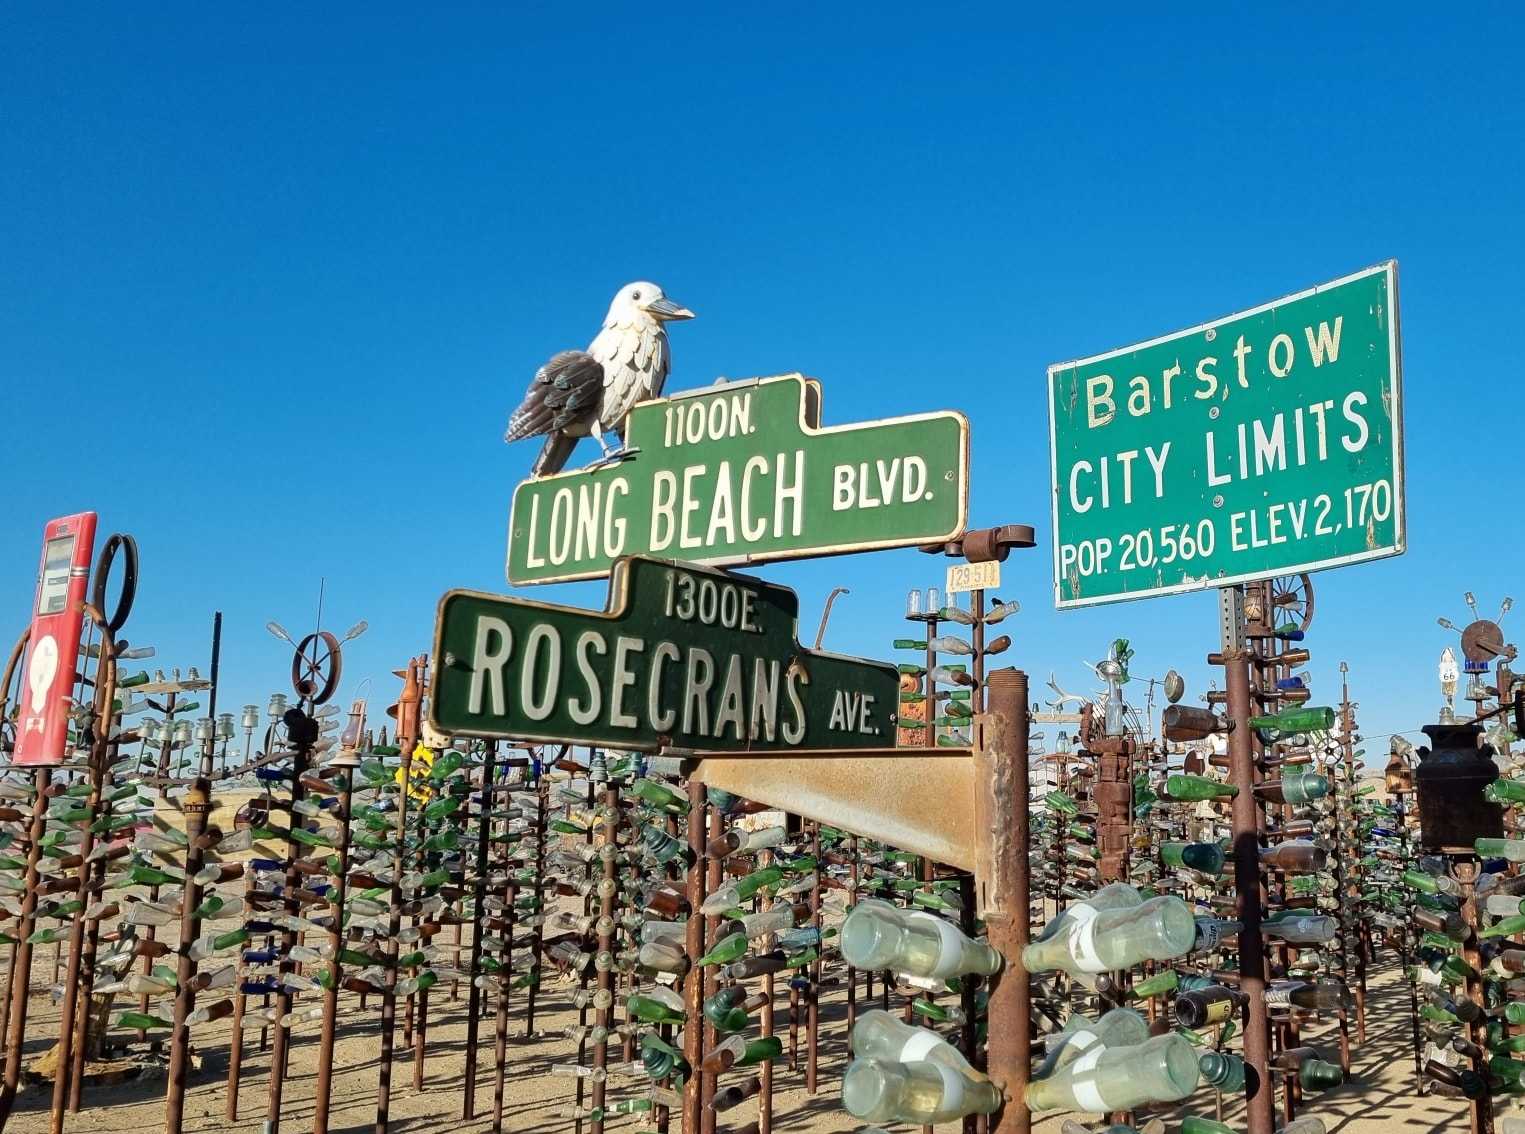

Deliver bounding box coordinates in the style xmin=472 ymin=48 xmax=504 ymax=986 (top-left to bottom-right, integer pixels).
xmin=431 ymin=556 xmax=899 ymax=751
xmin=506 ymin=373 xmax=968 ymax=585
xmin=1048 ymin=261 xmax=1404 ymax=609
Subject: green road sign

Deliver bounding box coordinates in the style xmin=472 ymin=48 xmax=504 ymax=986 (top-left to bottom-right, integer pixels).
xmin=507 ymin=373 xmax=968 ymax=585
xmin=1048 ymin=261 xmax=1404 ymax=609
xmin=431 ymin=556 xmax=898 ymax=751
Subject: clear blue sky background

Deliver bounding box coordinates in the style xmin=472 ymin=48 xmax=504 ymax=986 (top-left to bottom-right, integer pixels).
xmin=3 ymin=7 xmax=1521 ymax=760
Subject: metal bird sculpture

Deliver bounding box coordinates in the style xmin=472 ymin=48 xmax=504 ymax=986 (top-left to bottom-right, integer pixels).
xmin=504 ymin=281 xmax=694 ymax=476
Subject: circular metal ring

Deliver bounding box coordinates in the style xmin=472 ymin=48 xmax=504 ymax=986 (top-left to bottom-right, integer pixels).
xmin=291 ymin=631 xmax=342 ymax=705
xmin=91 ymin=533 xmax=139 ymax=634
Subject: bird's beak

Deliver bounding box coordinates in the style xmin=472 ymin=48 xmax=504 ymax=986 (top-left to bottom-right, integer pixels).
xmin=643 ymin=297 xmax=695 ymax=321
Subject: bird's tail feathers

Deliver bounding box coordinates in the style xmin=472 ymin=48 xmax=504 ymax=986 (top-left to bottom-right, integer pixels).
xmin=532 ymin=433 xmax=578 ymax=478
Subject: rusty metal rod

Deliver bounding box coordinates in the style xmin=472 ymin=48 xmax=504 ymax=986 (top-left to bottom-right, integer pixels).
xmin=681 ymin=783 xmax=708 ymax=1134
xmin=313 ymin=760 xmax=357 ymax=1134
xmin=50 ymin=617 xmax=115 ymax=1134
xmin=983 ymin=668 xmax=1030 ymax=1134
xmin=588 ymin=776 xmax=620 ymax=1134
xmin=1224 ymin=630 xmax=1275 ymax=1134
xmin=461 ymin=742 xmax=498 ymax=1119
xmin=0 ymin=767 xmax=55 ymax=1134
xmin=374 ymin=659 xmax=422 ymax=1134
xmin=263 ymin=719 xmax=312 ymax=1134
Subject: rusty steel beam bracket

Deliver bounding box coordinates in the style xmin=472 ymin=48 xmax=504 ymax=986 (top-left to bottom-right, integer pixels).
xmin=690 ymin=747 xmax=978 ymax=875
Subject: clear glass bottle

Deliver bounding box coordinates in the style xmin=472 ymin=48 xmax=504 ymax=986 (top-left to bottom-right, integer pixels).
xmin=842 ymin=1058 xmax=1002 ymax=1124
xmin=1026 ymin=1032 xmax=1200 ymax=1112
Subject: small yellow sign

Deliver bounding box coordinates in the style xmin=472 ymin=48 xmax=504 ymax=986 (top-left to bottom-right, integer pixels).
xmin=396 ymin=742 xmax=435 ymax=803
xmin=946 ymin=560 xmax=1000 ymax=594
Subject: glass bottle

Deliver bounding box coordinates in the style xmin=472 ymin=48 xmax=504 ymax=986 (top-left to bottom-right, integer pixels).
xmin=1248 ymin=706 xmax=1334 ymax=734
xmin=843 ymin=1058 xmax=1002 ymax=1124
xmin=841 ymin=899 xmax=1001 ymax=981
xmin=1022 ymin=886 xmax=1195 ymax=978
xmin=1164 ymin=775 xmax=1237 ymax=802
xmin=1026 ymin=1032 xmax=1200 ymax=1112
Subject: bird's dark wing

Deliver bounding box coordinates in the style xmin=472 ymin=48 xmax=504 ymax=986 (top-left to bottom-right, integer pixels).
xmin=504 ymin=350 xmax=604 ymax=442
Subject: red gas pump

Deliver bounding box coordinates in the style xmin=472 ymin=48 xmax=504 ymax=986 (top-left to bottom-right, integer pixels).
xmin=13 ymin=511 xmax=98 ymax=766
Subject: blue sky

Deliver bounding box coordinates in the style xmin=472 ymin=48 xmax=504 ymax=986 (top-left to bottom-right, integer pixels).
xmin=2 ymin=6 xmax=1521 ymax=759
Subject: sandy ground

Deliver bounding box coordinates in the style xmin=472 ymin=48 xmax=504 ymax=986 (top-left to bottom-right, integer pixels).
xmin=0 ymin=946 xmax=1479 ymax=1134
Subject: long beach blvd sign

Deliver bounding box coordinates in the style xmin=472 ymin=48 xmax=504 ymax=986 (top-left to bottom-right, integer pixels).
xmin=432 ymin=556 xmax=898 ymax=751
xmin=1048 ymin=261 xmax=1404 ymax=609
xmin=507 ymin=374 xmax=968 ymax=585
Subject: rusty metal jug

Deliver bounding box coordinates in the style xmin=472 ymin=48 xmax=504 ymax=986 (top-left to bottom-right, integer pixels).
xmin=1414 ymin=722 xmax=1504 ymax=852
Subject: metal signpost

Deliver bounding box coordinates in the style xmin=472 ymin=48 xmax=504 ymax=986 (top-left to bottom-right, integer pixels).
xmin=433 ymin=556 xmax=899 ymax=750
xmin=1047 ymin=262 xmax=1407 ymax=1134
xmin=1048 ymin=261 xmax=1403 ymax=608
xmin=507 ymin=373 xmax=968 ymax=585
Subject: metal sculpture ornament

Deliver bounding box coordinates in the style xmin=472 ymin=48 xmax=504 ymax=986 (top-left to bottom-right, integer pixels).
xmin=431 ymin=557 xmax=898 ymax=752
xmin=506 ymin=374 xmax=968 ymax=585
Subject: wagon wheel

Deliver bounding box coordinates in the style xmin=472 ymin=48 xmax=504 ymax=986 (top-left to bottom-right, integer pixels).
xmin=1269 ymin=573 xmax=1315 ymax=633
xmin=291 ymin=631 xmax=342 ymax=706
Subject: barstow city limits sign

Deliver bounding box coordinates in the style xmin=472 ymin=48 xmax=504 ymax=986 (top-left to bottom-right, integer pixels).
xmin=1047 ymin=261 xmax=1404 ymax=609
xmin=432 ymin=556 xmax=898 ymax=751
xmin=507 ymin=374 xmax=968 ymax=585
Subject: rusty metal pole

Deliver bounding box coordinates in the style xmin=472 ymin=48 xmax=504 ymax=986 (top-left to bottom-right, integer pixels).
xmin=50 ymin=619 xmax=115 ymax=1134
xmin=410 ymin=789 xmax=430 ymax=1093
xmin=1221 ymin=587 xmax=1275 ymax=1134
xmin=490 ymin=777 xmax=520 ymax=1134
xmin=264 ymin=717 xmax=313 ymax=1134
xmin=805 ymin=820 xmax=820 ymax=1096
xmin=982 ymin=669 xmax=1030 ymax=1134
xmin=375 ymin=658 xmax=422 ymax=1134
xmin=461 ymin=742 xmax=498 ymax=1120
xmin=163 ymin=774 xmax=210 ymax=1134
xmin=588 ymin=778 xmax=620 ymax=1134
xmin=523 ymin=775 xmax=548 ymax=1037
xmin=0 ymin=767 xmax=53 ymax=1134
xmin=681 ymin=783 xmax=709 ymax=1134
xmin=313 ymin=761 xmax=357 ymax=1134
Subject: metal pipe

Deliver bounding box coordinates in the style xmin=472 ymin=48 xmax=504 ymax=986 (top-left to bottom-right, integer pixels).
xmin=983 ymin=668 xmax=1030 ymax=1134
xmin=313 ymin=760 xmax=358 ymax=1134
xmin=461 ymin=743 xmax=499 ymax=1119
xmin=375 ymin=658 xmax=422 ymax=1134
xmin=588 ymin=777 xmax=620 ymax=1134
xmin=1224 ymin=630 xmax=1275 ymax=1134
xmin=681 ymin=784 xmax=708 ymax=1134
xmin=50 ymin=608 xmax=115 ymax=1134
xmin=263 ymin=720 xmax=312 ymax=1134
xmin=0 ymin=767 xmax=55 ymax=1133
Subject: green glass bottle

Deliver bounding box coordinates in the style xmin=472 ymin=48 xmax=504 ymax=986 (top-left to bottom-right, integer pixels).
xmin=627 ymin=991 xmax=686 ymax=1026
xmin=1161 ymin=841 xmax=1225 ymax=875
xmin=1480 ymin=914 xmax=1525 ymax=940
xmin=1486 ymin=779 xmax=1525 ymax=805
xmin=1476 ymin=838 xmax=1525 ymax=863
xmin=114 ymin=1010 xmax=171 ymax=1030
xmin=630 ymin=776 xmax=690 ymax=814
xmin=288 ymin=827 xmax=336 ymax=849
xmin=703 ymin=987 xmax=753 ymax=1032
xmin=736 ymin=1035 xmax=783 ymax=1066
xmin=1127 ymin=969 xmax=1180 ymax=1000
xmin=1164 ymin=774 xmax=1238 ymax=802
xmin=1248 ymin=706 xmax=1335 ymax=734
xmin=697 ymin=930 xmax=748 ymax=968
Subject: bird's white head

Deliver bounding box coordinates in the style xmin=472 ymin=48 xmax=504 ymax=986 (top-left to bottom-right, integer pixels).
xmin=605 ymin=281 xmax=695 ymax=327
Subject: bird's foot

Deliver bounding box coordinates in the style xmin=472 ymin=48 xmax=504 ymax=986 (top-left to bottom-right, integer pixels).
xmin=583 ymin=445 xmax=640 ymax=471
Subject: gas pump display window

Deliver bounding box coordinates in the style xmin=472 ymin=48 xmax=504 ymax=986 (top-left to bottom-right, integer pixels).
xmin=38 ymin=535 xmax=76 ymax=614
